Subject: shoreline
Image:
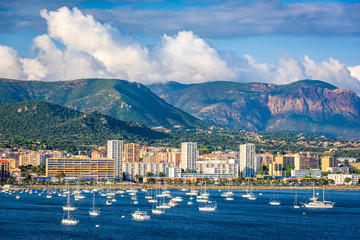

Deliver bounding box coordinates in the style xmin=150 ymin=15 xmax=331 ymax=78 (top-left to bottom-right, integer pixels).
xmin=3 ymin=185 xmax=360 ymax=191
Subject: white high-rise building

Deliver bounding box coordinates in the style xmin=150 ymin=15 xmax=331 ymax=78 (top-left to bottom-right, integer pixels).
xmin=107 ymin=140 xmax=124 ymax=180
xmin=239 ymin=143 xmax=256 ymax=177
xmin=181 ymin=142 xmax=198 ymax=172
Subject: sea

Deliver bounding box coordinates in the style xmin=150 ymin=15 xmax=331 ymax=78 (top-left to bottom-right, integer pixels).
xmin=1 ymin=189 xmax=360 ymax=240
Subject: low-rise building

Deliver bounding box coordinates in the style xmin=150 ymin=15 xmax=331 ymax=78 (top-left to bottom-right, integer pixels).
xmin=325 ymin=167 xmax=350 ymax=174
xmin=337 ymin=157 xmax=357 ymax=164
xmin=197 ymin=161 xmax=239 ymax=178
xmin=328 ymin=174 xmax=359 ymax=185
xmin=122 ymin=162 xmax=174 ymax=179
xmin=291 ymin=169 xmax=321 ymax=178
xmin=166 ymin=167 xmax=181 ymax=178
xmin=46 ymin=155 xmax=115 ymax=180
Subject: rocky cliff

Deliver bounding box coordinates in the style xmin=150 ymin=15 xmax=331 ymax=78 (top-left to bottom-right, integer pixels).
xmin=148 ymin=80 xmax=360 ymax=139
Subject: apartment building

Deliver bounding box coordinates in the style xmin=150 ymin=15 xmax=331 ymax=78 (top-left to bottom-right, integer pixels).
xmin=294 ymin=152 xmax=319 ymax=170
xmin=239 ymin=143 xmax=256 ymax=177
xmin=321 ymin=156 xmax=337 ymax=172
xmin=46 ymin=156 xmax=115 ymax=180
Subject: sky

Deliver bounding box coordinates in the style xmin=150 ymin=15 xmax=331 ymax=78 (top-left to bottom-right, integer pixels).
xmin=0 ymin=0 xmax=360 ymax=94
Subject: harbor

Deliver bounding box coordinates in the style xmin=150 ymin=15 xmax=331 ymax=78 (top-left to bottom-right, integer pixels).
xmin=1 ymin=188 xmax=360 ymax=239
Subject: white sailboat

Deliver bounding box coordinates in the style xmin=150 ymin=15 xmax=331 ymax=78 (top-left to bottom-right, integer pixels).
xmin=221 ymin=181 xmax=234 ymax=198
xmin=152 ymin=192 xmax=165 ymax=215
xmin=242 ymin=179 xmax=255 ymax=199
xmin=61 ymin=211 xmax=79 ymax=225
xmin=309 ymin=183 xmax=319 ymax=201
xmin=199 ymin=201 xmax=217 ymax=212
xmin=302 ymin=187 xmax=335 ymax=209
xmin=89 ymin=192 xmax=100 ymax=216
xmin=293 ymin=193 xmax=300 ymax=208
xmin=186 ymin=176 xmax=198 ymax=196
xmin=62 ymin=191 xmax=78 ymax=225
xmin=269 ymin=189 xmax=281 ymax=206
xmin=63 ymin=192 xmax=78 ymax=211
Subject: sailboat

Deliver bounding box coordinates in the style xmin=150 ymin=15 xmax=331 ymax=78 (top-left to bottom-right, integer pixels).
xmin=293 ymin=193 xmax=300 ymax=208
xmin=89 ymin=192 xmax=100 ymax=216
xmin=185 ymin=176 xmax=198 ymax=196
xmin=221 ymin=181 xmax=234 ymax=198
xmin=145 ymin=189 xmax=152 ymax=199
xmin=62 ymin=191 xmax=78 ymax=225
xmin=269 ymin=189 xmax=281 ymax=205
xmin=199 ymin=201 xmax=217 ymax=212
xmin=63 ymin=192 xmax=78 ymax=211
xmin=152 ymin=191 xmax=165 ymax=215
xmin=242 ymin=179 xmax=255 ymax=199
xmin=302 ymin=187 xmax=335 ymax=209
xmin=62 ymin=210 xmax=79 ymax=225
xmin=197 ymin=185 xmax=209 ymax=203
xmin=309 ymin=183 xmax=319 ymax=201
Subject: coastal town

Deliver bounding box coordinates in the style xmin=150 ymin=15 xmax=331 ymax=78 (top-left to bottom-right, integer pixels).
xmin=1 ymin=140 xmax=360 ymax=187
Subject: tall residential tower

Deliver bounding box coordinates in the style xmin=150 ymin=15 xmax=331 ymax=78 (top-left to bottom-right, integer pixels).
xmin=107 ymin=140 xmax=124 ymax=180
xmin=181 ymin=142 xmax=198 ymax=172
xmin=239 ymin=143 xmax=256 ymax=178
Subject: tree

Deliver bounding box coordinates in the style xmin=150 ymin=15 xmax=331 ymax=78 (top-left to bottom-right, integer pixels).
xmin=54 ymin=171 xmax=66 ymax=180
xmin=344 ymin=177 xmax=352 ymax=184
xmin=134 ymin=174 xmax=139 ymax=182
xmin=23 ymin=173 xmax=32 ymax=183
xmin=285 ymin=164 xmax=295 ymax=176
xmin=145 ymin=172 xmax=152 ymax=178
xmin=158 ymin=172 xmax=164 ymax=178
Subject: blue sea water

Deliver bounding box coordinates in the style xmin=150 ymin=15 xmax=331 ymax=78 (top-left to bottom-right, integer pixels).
xmin=1 ymin=189 xmax=360 ymax=240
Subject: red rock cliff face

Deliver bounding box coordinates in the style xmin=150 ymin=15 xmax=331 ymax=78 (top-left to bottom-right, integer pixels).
xmin=267 ymin=86 xmax=360 ymax=121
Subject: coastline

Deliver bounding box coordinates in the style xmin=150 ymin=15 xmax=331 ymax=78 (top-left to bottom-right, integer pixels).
xmin=3 ymin=184 xmax=360 ymax=191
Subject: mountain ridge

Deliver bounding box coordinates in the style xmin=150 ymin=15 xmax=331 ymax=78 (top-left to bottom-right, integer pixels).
xmin=0 ymin=78 xmax=208 ymax=129
xmin=148 ymin=79 xmax=360 ymax=139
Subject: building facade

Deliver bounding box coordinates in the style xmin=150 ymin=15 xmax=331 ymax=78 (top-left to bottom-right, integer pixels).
xmin=197 ymin=162 xmax=239 ymax=178
xmin=122 ymin=162 xmax=174 ymax=179
xmin=181 ymin=142 xmax=198 ymax=172
xmin=239 ymin=143 xmax=256 ymax=178
xmin=166 ymin=167 xmax=182 ymax=178
xmin=46 ymin=156 xmax=115 ymax=180
xmin=321 ymin=156 xmax=338 ymax=172
xmin=124 ymin=143 xmax=140 ymax=162
xmin=107 ymin=140 xmax=124 ymax=179
xmin=291 ymin=169 xmax=321 ymax=178
xmin=0 ymin=160 xmax=10 ymax=182
xmin=294 ymin=152 xmax=319 ymax=170
xmin=328 ymin=174 xmax=359 ymax=185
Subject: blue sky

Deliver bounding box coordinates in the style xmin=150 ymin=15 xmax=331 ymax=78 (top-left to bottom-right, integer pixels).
xmin=0 ymin=0 xmax=359 ymax=93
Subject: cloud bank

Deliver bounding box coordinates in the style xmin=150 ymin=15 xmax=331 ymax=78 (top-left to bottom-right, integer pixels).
xmin=0 ymin=7 xmax=360 ymax=95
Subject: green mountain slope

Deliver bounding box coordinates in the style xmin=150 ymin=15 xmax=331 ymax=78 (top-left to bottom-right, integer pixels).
xmin=0 ymin=100 xmax=166 ymax=146
xmin=148 ymin=80 xmax=360 ymax=139
xmin=0 ymin=78 xmax=207 ymax=129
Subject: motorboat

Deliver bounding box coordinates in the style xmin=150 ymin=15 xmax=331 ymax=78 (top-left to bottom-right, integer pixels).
xmin=132 ymin=210 xmax=150 ymax=220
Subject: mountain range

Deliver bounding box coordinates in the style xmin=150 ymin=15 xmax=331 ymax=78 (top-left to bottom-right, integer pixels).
xmin=1 ymin=78 xmax=360 ymax=140
xmin=148 ymin=80 xmax=360 ymax=139
xmin=0 ymin=78 xmax=206 ymax=129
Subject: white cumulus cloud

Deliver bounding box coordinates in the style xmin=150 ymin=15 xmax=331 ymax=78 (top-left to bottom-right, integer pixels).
xmin=0 ymin=44 xmax=25 ymax=79
xmin=0 ymin=6 xmax=360 ymax=96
